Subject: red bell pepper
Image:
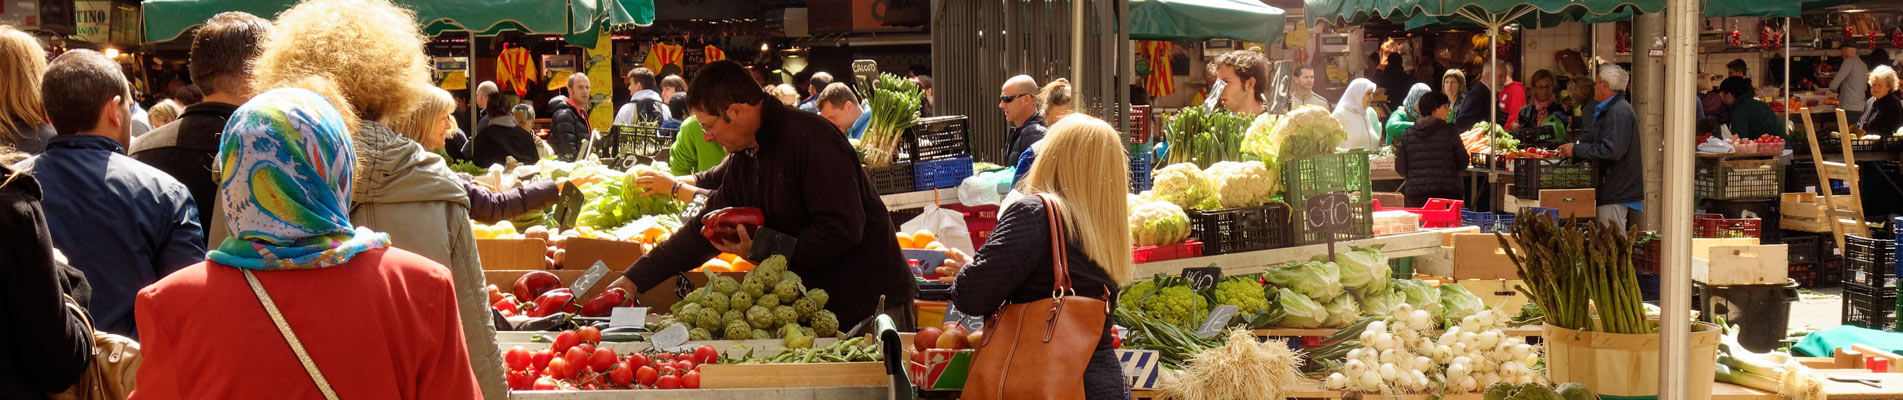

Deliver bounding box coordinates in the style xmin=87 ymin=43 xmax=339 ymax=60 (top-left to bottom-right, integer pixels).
xmin=579 ymin=287 xmax=631 ymax=317
xmin=529 ymin=288 xmax=578 ymax=317
xmin=699 ymin=207 xmax=763 ymax=244
xmin=513 ymin=270 xmax=563 ymax=302
xmin=493 ymin=297 xmax=521 ymax=316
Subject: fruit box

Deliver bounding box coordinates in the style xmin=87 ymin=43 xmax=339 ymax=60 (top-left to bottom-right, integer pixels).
xmin=1447 ymin=233 xmax=1522 ymax=280
xmin=1119 ymin=349 xmax=1164 ymax=390
xmin=697 ymin=362 xmax=888 ymax=388
xmin=1693 ymin=244 xmax=1789 ymax=286
xmin=905 ymin=348 xmax=975 ymax=389
xmin=477 ymin=238 xmax=549 ymax=270
xmin=563 ymin=237 xmax=647 ymax=272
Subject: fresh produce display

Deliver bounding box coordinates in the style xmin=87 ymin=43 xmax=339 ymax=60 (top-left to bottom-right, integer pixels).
xmin=657 ymin=255 xmax=838 ymax=347
xmin=1462 ymin=122 xmax=1517 ymax=155
xmin=1499 ymin=211 xmax=1651 ymax=334
xmin=1483 ymin=382 xmax=1603 ymax=400
xmin=1161 ymin=106 xmax=1254 ymax=168
xmin=473 ymin=222 xmax=640 ymax=269
xmin=1504 ymin=147 xmax=1558 ymax=160
xmin=1119 ymin=274 xmax=1212 ymax=327
xmin=506 ymin=327 xmax=718 ymax=391
xmin=573 ymin=162 xmax=684 ymax=231
xmin=1156 ymin=329 xmax=1305 ymax=400
xmin=1149 ymin=163 xmax=1218 ymax=210
xmin=1114 ymin=304 xmax=1223 ymax=369
xmin=858 ymin=73 xmax=923 ymax=167
xmin=729 ymin=334 xmax=886 ymax=364
xmin=691 ymin=253 xmax=756 ymax=273
xmin=1202 ymin=161 xmax=1278 ymax=208
xmin=1260 ymin=261 xmax=1343 ymax=305
xmin=1253 ymin=105 xmax=1346 ymax=167
xmin=1313 ymin=307 xmax=1545 ymax=394
xmin=1712 ymin=321 xmax=1824 ymax=400
xmin=895 ymin=230 xmax=948 ymax=250
xmin=1129 ymin=194 xmax=1193 ymax=247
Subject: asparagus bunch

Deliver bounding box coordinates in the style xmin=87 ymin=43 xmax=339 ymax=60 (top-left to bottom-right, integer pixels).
xmin=1496 ymin=211 xmax=1651 ymax=334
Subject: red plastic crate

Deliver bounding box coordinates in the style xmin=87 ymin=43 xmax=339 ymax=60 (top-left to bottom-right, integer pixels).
xmin=1129 ymin=105 xmax=1154 ymax=143
xmin=941 ymin=204 xmax=1000 ymax=250
xmin=1372 ymin=198 xmax=1465 ymax=228
xmin=1133 ymin=241 xmax=1204 ymax=264
xmin=1694 ymin=213 xmax=1762 ymax=238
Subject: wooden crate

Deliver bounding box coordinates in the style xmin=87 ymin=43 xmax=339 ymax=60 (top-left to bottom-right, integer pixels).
xmin=564 ymin=237 xmax=646 ymax=271
xmin=1456 ymin=279 xmax=1530 ymax=312
xmin=1447 ymin=233 xmax=1521 ymax=280
xmin=1434 ymin=226 xmax=1482 ymax=247
xmin=1691 ymin=238 xmax=1760 ymax=259
xmin=1538 ymin=189 xmax=1596 ymax=219
xmin=478 ymin=239 xmax=548 ymax=270
xmin=1693 ymin=244 xmax=1789 ymax=286
xmin=698 ymin=362 xmax=888 ymax=388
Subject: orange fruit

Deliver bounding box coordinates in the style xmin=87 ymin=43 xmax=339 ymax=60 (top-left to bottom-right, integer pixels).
xmin=729 ymin=259 xmax=756 ymax=272
xmin=701 ymin=259 xmax=732 ymax=272
xmin=716 ymin=253 xmax=740 ymax=263
xmin=912 ymin=230 xmax=938 ymax=247
xmin=895 ymin=233 xmax=917 ymax=249
xmin=925 ymin=241 xmax=945 ymax=250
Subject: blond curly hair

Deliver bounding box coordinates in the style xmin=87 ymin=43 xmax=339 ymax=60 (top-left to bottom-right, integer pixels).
xmin=0 ymin=26 xmax=47 ymax=142
xmin=252 ymin=0 xmax=429 ymax=129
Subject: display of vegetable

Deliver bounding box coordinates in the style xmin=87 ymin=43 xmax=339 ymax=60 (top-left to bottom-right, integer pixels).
xmin=1263 ymin=287 xmax=1327 ymax=329
xmin=1461 ymin=122 xmax=1518 ymax=155
xmin=1161 ymin=106 xmax=1254 ymax=168
xmin=508 ymin=331 xmax=717 ymax=391
xmin=1129 ymin=195 xmax=1193 ymax=247
xmin=1260 ymin=106 xmax=1346 ymax=166
xmin=1203 ymin=161 xmax=1278 ymax=208
xmin=660 ymin=255 xmax=838 ymax=345
xmin=529 ymin=288 xmax=579 ymax=318
xmin=1260 ymin=260 xmax=1343 ymax=303
xmin=1319 ymin=245 xmax=1389 ymax=295
xmin=1439 ymin=283 xmax=1487 ymax=329
xmin=1498 ymin=211 xmax=1651 ymax=333
xmin=1712 ymin=321 xmax=1823 ymax=400
xmin=728 ymin=335 xmax=885 ymax=364
xmin=1212 ymin=276 xmax=1269 ymax=315
xmin=1149 ymin=163 xmax=1217 ymax=210
xmin=567 ymin=161 xmax=684 ymax=230
xmin=1114 ymin=303 xmax=1223 ymax=369
xmin=1119 ymin=275 xmax=1212 ymax=328
xmin=514 ymin=271 xmax=564 ymax=302
xmin=1156 ymin=329 xmax=1305 ymax=400
xmin=1321 ymin=294 xmax=1361 ymax=328
xmin=858 ymin=73 xmax=923 ymax=167
xmin=699 ymin=207 xmax=763 ymax=244
xmin=1389 ymin=279 xmax=1443 ymax=323
xmin=1317 ymin=307 xmax=1545 ymax=394
xmin=579 ymin=287 xmax=632 ymax=318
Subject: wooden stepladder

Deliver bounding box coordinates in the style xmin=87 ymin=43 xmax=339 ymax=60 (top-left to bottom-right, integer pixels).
xmin=1796 ymin=108 xmax=1871 ymax=255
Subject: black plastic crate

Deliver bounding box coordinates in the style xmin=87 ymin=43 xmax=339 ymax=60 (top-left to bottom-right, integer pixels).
xmin=1847 ymin=137 xmax=1885 ymax=152
xmin=1283 ymin=151 xmax=1375 ymax=245
xmin=1701 ymin=198 xmax=1777 ymax=219
xmin=1788 ymin=261 xmax=1841 ymax=288
xmin=907 ymin=116 xmax=971 ymax=162
xmin=1781 ymin=234 xmax=1820 ymax=264
xmin=1845 ymin=235 xmax=1897 ymax=288
xmin=1511 ymin=158 xmax=1598 ymax=199
xmin=1843 ymin=283 xmax=1897 ymax=330
xmin=1696 ymin=164 xmax=1782 ymax=200
xmin=867 ymin=162 xmax=916 ymax=195
xmin=1186 ymin=202 xmax=1293 ymax=255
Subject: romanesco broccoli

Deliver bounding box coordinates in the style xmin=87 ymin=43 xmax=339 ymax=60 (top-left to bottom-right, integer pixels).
xmin=1214 ymin=277 xmax=1269 ymax=315
xmin=1141 ymin=285 xmax=1210 ymax=327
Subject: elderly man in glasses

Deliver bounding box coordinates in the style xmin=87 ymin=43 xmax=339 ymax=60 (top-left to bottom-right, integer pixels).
xmin=999 ymin=75 xmax=1045 ymax=184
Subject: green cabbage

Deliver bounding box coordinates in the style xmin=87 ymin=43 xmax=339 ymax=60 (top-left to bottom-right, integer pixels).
xmin=1267 ymin=288 xmax=1327 ymax=328
xmin=1322 ymin=293 xmax=1360 ymax=328
xmin=1440 ymin=283 xmax=1486 ymax=326
xmin=1319 ymin=245 xmax=1390 ymax=294
xmin=1261 ymin=261 xmax=1342 ymax=303
xmin=1356 ymin=285 xmax=1405 ymax=316
xmin=1391 ymin=279 xmax=1444 ymax=321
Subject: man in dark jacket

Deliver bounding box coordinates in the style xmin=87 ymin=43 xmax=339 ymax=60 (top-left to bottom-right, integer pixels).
xmin=608 ymin=61 xmax=917 ymax=328
xmin=1396 ymin=92 xmax=1464 ymax=206
xmin=1718 ymin=77 xmax=1787 ymax=140
xmin=128 ymin=12 xmax=270 ymax=232
xmin=0 ymin=163 xmax=95 ymax=398
xmin=1000 ymin=75 xmax=1045 ymax=181
xmin=1454 ymin=63 xmax=1503 ymax=131
xmin=548 ymin=72 xmax=592 ymax=161
xmin=472 ymin=93 xmax=541 ymax=168
xmin=1561 ymin=64 xmax=1642 ymax=228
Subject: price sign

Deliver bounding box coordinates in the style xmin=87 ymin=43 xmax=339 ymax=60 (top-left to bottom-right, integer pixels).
xmin=1194 ymin=305 xmax=1240 ymax=338
xmin=652 ymin=323 xmax=691 ymax=352
xmin=1306 ymin=193 xmax=1354 ymax=261
xmin=941 ymin=305 xmax=987 ymax=331
xmin=1180 ymin=265 xmax=1223 ymax=291
xmin=608 ymin=307 xmax=648 ymax=328
xmin=569 ymin=261 xmax=611 ymax=295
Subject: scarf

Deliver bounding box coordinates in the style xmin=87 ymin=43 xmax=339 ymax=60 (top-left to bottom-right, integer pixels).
xmin=1401 ymin=83 xmax=1433 ymax=119
xmin=209 ymin=88 xmax=390 ymax=270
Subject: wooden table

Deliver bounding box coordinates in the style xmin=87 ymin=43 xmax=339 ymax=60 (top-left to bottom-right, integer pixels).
xmin=1249 ymin=324 xmax=1543 ymax=339
xmin=1131 ymin=231 xmax=1448 ymax=279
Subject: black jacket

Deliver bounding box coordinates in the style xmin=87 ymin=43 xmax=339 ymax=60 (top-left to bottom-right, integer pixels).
xmin=547 ymin=96 xmax=589 ymax=161
xmin=1860 ymin=93 xmax=1903 ymax=136
xmin=0 ymin=164 xmax=94 ymax=398
xmin=3 ymin=120 xmax=54 ymax=155
xmin=625 ymin=101 xmax=915 ymax=327
xmin=950 ymin=196 xmax=1126 ymax=399
xmin=128 ymin=101 xmax=239 ymax=241
xmin=1004 ymin=113 xmax=1047 ymax=165
xmin=472 ymin=119 xmax=541 ymax=168
xmin=1454 ymin=82 xmax=1495 ymax=131
xmin=1574 ymin=95 xmax=1642 ymax=205
xmin=465 ymin=180 xmax=559 ymax=224
xmin=1396 ymin=118 xmax=1467 ymax=205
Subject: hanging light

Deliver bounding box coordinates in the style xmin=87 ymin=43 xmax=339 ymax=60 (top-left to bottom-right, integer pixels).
xmin=102 ymin=48 xmax=120 ymax=58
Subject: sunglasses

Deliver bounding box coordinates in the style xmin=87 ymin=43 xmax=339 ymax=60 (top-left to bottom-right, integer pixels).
xmin=999 ymin=93 xmax=1029 ymax=103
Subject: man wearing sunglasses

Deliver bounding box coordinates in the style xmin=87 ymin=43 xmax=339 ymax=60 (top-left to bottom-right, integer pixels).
xmin=999 ymin=75 xmax=1044 ymax=184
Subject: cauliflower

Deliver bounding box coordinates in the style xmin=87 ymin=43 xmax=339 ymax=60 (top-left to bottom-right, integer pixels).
xmin=1204 ymin=161 xmax=1278 ymax=208
xmin=1269 ymin=106 xmax=1346 ymax=164
xmin=1214 ymin=277 xmax=1269 ymax=315
xmin=1150 ymin=163 xmax=1216 ymax=210
xmin=1130 ymin=199 xmax=1192 ymax=247
xmin=1240 ymin=113 xmax=1283 ymax=158
xmin=1142 ymin=285 xmax=1211 ymax=327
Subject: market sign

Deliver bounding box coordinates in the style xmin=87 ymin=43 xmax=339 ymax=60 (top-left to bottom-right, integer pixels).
xmin=72 ymin=0 xmax=105 ymax=43
xmin=0 ymin=0 xmax=38 ymax=28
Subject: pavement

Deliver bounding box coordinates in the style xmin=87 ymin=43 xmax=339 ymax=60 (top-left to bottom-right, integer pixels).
xmin=1788 ymin=286 xmax=1845 ymax=332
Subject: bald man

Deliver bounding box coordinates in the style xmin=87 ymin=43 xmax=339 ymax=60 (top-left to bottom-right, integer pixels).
xmin=473 ymin=81 xmax=498 ymax=133
xmin=547 ymin=72 xmax=592 ymax=161
xmin=999 ymin=75 xmax=1044 ymax=170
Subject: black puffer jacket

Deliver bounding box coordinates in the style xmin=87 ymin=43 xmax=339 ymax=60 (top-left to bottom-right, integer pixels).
xmin=1396 ymin=118 xmax=1467 ymax=206
xmin=547 ymin=96 xmax=589 ymax=161
xmin=0 ymin=164 xmax=94 ymax=398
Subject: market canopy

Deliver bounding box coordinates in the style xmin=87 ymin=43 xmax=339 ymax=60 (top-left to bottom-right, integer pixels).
xmin=1307 ymin=0 xmax=1862 ymax=29
xmin=1131 ymin=0 xmax=1287 ymax=45
xmin=142 ymin=0 xmax=653 ymax=46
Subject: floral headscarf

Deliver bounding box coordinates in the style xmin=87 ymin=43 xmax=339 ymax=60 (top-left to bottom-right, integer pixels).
xmin=209 ymin=88 xmax=389 ymax=270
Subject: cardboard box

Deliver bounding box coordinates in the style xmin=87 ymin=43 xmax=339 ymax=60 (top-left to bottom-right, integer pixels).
xmin=1693 ymin=244 xmax=1789 ymax=286
xmin=477 ymin=239 xmax=548 ymax=270
xmin=1691 ymin=238 xmax=1759 ymax=259
xmin=905 ymin=348 xmax=974 ymax=389
xmin=699 ymin=362 xmax=888 ymax=388
xmin=1538 ymin=189 xmax=1596 ymax=219
xmin=1119 ymin=349 xmax=1164 ymax=390
xmin=1434 ymin=226 xmax=1482 ymax=247
xmin=1449 ymin=233 xmax=1522 ymax=280
xmin=564 ymin=237 xmax=646 ymax=271
xmin=1458 ymin=279 xmax=1530 ymax=312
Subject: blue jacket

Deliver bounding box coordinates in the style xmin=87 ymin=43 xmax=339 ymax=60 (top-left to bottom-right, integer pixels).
xmin=847 ymin=109 xmax=871 ymax=140
xmin=16 ymin=135 xmax=204 ymax=339
xmin=1572 ymin=95 xmax=1642 ymax=205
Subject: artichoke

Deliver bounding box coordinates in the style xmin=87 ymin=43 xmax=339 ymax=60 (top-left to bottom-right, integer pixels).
xmin=773 ymin=279 xmax=802 ymax=300
xmin=711 ymin=275 xmax=741 ymax=295
xmin=751 ymin=329 xmax=771 ymax=340
xmin=804 ymin=289 xmax=830 ymax=309
xmin=688 ymin=327 xmax=712 ymax=341
xmin=730 ymin=291 xmax=755 ymax=311
xmin=756 ymin=293 xmax=781 ymax=309
xmin=773 ymin=305 xmax=800 ymax=327
xmin=722 ymin=309 xmax=744 ymax=324
xmin=811 ymin=310 xmax=839 ymax=337
xmin=695 ymin=308 xmax=723 ymax=332
xmin=792 ymin=298 xmax=818 ymax=323
xmin=677 ymin=302 xmax=703 ymax=320
xmin=723 ymin=320 xmax=752 ymax=340
xmin=745 ymin=305 xmax=775 ymax=329
xmin=701 ymin=290 xmax=730 ymax=314
xmin=740 ymin=279 xmax=767 ymax=299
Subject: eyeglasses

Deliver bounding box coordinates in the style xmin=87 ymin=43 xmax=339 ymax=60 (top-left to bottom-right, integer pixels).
xmin=999 ymin=93 xmax=1029 ymax=103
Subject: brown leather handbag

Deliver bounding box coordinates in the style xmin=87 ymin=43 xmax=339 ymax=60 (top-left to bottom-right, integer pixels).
xmin=50 ymin=295 xmax=140 ymax=400
xmin=961 ymin=195 xmax=1108 ymax=400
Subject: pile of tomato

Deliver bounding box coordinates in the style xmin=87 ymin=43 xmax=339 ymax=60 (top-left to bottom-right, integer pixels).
xmin=504 ymin=326 xmax=719 ymax=391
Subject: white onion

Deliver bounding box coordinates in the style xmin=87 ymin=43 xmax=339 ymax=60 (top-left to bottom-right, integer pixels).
xmin=1325 ymin=373 xmax=1348 ymax=390
xmin=1379 ymin=363 xmax=1399 ymax=381
xmin=1367 ymin=320 xmax=1388 ymax=334
xmin=1475 ymin=330 xmax=1503 ymax=350
xmin=1408 ymin=310 xmax=1433 ymax=331
xmin=1358 ymin=370 xmax=1382 ymax=389
xmin=1411 ymin=370 xmax=1431 ymax=390
xmin=1348 ymin=348 xmax=1366 ymax=361
xmin=1447 ymin=362 xmax=1470 ymax=378
xmin=1413 ymin=356 xmax=1433 ymax=371
xmin=1379 ymin=349 xmax=1400 ymax=365
xmin=1360 ymin=330 xmax=1376 ymax=343
xmin=1455 ymin=375 xmax=1480 ymax=392
xmin=1373 ymin=333 xmax=1397 ymax=351
xmin=1345 ymin=359 xmax=1367 ymax=373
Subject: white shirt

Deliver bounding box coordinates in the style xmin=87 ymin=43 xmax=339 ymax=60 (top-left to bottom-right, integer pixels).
xmin=1831 ymin=56 xmax=1869 ymax=112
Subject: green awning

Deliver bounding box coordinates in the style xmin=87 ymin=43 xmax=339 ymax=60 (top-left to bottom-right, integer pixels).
xmin=142 ymin=0 xmax=653 ymax=46
xmin=1132 ymin=0 xmax=1286 ymax=45
xmin=1306 ymin=0 xmax=1664 ymax=28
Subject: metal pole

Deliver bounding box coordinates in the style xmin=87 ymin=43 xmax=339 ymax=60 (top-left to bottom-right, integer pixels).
xmin=1662 ymin=0 xmax=1700 ymax=398
xmin=1783 ymin=18 xmax=1791 ymax=125
xmin=1071 ymin=0 xmax=1085 ymax=101
xmin=470 ymin=31 xmax=479 ymax=131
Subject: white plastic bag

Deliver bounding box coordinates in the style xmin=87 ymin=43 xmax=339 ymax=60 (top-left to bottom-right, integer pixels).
xmin=900 ymin=205 xmax=976 ymax=256
xmin=958 ymin=170 xmax=1008 ymax=207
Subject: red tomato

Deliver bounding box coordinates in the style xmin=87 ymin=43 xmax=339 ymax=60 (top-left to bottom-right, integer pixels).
xmin=575 ymin=343 xmax=595 ymax=356
xmin=505 ymin=346 xmax=532 ymax=371
xmin=608 ymin=361 xmax=634 ymax=386
xmin=533 ymin=376 xmax=558 ymax=390
xmin=655 ymin=352 xmax=673 ymax=362
xmin=553 ymin=331 xmax=581 ymax=354
xmin=628 ymin=353 xmax=650 ymax=369
xmin=694 ymin=345 xmax=719 ymax=365
xmin=682 ymin=370 xmax=701 ymax=389
xmin=673 ymin=359 xmax=694 ymax=372
xmin=578 ymin=326 xmax=602 ymax=344
xmin=636 ymin=365 xmax=659 ymax=387
xmin=507 ymin=370 xmax=533 ymax=390
xmin=531 ymin=349 xmax=554 ymax=373
xmin=589 ymin=347 xmax=618 ymax=372
xmin=656 ymin=374 xmax=681 ymax=389
xmin=548 ymin=357 xmax=572 ymax=380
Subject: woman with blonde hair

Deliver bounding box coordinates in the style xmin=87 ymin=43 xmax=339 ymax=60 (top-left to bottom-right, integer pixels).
xmin=1442 ymin=69 xmax=1467 ymax=121
xmin=146 ymin=99 xmax=184 ymax=129
xmin=247 ymin=0 xmax=507 ymax=397
xmin=1039 ymin=78 xmax=1075 ymax=122
xmin=392 ymin=87 xmax=591 ymax=223
xmin=944 ymin=114 xmax=1133 ymax=399
xmin=1859 ymin=65 xmax=1902 ymax=135
xmin=0 ymin=26 xmax=53 ymax=155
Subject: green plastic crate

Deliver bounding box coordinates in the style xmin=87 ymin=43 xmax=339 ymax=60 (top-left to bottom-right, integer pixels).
xmin=1283 ymin=150 xmax=1374 ymax=245
xmin=1695 ymin=164 xmax=1782 ymax=200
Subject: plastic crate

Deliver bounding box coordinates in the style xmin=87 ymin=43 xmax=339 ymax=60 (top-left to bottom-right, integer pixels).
xmin=1635 ymin=234 xmax=1662 ymax=275
xmin=1842 ymin=283 xmax=1897 ymax=330
xmin=1186 ymin=202 xmax=1293 ymax=255
xmin=1788 ymin=260 xmax=1842 ymax=288
xmin=1461 ymin=210 xmax=1516 ymax=233
xmin=913 ymin=156 xmax=974 ymax=191
xmin=1694 ymin=213 xmax=1763 ymax=238
xmin=1782 ymin=234 xmax=1820 ymax=264
xmin=1847 ymin=137 xmax=1884 ymax=152
xmin=940 ymin=204 xmax=999 ymax=250
xmin=907 ymin=116 xmax=971 ymax=162
xmin=1373 ymin=198 xmax=1463 ymax=228
xmin=1696 ymin=164 xmax=1782 ymax=200
xmin=1130 ymin=151 xmax=1155 ymax=193
xmin=1511 ymin=158 xmax=1599 ymax=198
xmin=1128 ymin=105 xmax=1155 ymax=144
xmin=868 ymin=162 xmax=916 ymax=195
xmin=1846 ymin=235 xmax=1896 ymax=288
xmin=1283 ymin=151 xmax=1375 ymax=245
xmin=1133 ymin=240 xmax=1204 ymax=264
xmin=1372 ymin=211 xmax=1422 ymax=236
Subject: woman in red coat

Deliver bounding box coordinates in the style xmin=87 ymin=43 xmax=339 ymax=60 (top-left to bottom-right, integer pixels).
xmin=130 ymin=87 xmax=480 ymax=399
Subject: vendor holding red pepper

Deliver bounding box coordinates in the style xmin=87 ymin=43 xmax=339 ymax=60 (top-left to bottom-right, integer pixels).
xmin=606 ymin=60 xmax=917 ymax=328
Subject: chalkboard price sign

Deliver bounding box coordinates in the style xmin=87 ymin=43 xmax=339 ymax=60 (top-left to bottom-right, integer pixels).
xmin=1306 ymin=193 xmax=1353 ymax=261
xmin=1180 ymin=265 xmax=1223 ymax=291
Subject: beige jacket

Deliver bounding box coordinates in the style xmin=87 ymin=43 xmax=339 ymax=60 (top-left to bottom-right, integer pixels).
xmin=349 ymin=122 xmax=508 ymax=399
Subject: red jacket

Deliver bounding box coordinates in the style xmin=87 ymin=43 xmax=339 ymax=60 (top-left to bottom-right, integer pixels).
xmin=1499 ymin=81 xmax=1527 ymax=129
xmin=131 ymin=247 xmax=480 ymax=400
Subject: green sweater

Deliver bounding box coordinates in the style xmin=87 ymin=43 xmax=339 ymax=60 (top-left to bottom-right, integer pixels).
xmin=1384 ymin=111 xmax=1414 ymax=146
xmin=669 ymin=116 xmax=730 ymax=176
xmin=1727 ymin=98 xmax=1787 ymax=140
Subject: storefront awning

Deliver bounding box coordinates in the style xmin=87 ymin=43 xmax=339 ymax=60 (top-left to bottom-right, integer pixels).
xmin=1308 ymin=0 xmax=1864 ymax=29
xmin=141 ymin=0 xmax=653 ymax=46
xmin=1132 ymin=0 xmax=1287 ymax=45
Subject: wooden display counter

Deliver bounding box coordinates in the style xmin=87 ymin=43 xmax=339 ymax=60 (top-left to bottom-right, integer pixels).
xmin=1131 ymin=230 xmax=1448 ymax=279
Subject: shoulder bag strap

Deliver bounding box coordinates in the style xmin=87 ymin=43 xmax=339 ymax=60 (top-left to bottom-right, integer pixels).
xmin=1038 ymin=194 xmax=1072 ymax=294
xmin=242 ymin=269 xmax=341 ymax=400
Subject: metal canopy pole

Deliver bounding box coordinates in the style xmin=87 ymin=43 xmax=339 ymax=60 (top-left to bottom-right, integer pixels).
xmin=1662 ymin=0 xmax=1701 ymax=398
xmin=1455 ymin=5 xmax=1537 ymax=213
